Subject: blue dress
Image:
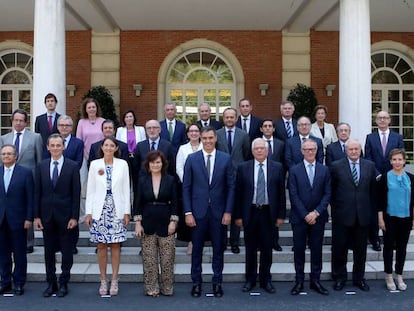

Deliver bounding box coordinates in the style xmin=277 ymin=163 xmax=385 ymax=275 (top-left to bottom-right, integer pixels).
xmin=90 ymin=165 xmax=127 ymax=243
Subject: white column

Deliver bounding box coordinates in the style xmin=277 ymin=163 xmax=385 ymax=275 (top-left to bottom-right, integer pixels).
xmin=32 ymin=0 xmax=66 ymax=128
xmin=338 ymin=0 xmax=371 ymax=146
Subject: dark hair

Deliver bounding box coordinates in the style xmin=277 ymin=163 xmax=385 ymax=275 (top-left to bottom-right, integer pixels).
xmin=12 ymin=109 xmax=28 ymax=122
xmin=239 ymin=98 xmax=251 ymax=106
xmin=81 ymin=98 xmax=102 ymax=119
xmin=121 ymin=110 xmax=137 ymax=127
xmin=143 ymin=150 xmax=168 ymax=175
xmin=261 ymin=118 xmax=274 ymax=127
xmin=47 ymin=133 xmax=64 ymax=145
xmin=200 ymin=126 xmax=217 ymax=136
xmin=44 ymin=93 xmax=57 ymax=103
xmin=186 ymin=123 xmax=201 ymax=134
xmin=313 ymin=104 xmax=328 ymax=116
xmin=223 ymin=107 xmax=237 ymax=116
xmin=389 ymin=148 xmax=407 ymax=160
xmin=97 ymin=137 xmax=121 ymax=159
xmin=101 ymin=119 xmax=115 ymax=131
xmin=1 ymin=144 xmax=17 ymax=155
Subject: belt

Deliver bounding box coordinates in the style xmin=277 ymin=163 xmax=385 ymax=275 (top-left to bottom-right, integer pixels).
xmin=252 ymin=204 xmax=269 ymax=209
xmin=147 ymin=201 xmax=170 ymax=205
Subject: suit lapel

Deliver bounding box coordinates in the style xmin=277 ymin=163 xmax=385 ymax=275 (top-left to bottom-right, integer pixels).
xmin=0 ymin=166 xmax=5 ymax=194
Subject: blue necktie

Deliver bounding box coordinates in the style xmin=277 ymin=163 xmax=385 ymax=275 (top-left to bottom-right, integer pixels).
xmin=206 ymin=154 xmax=211 ymax=184
xmin=286 ymin=121 xmax=292 ymax=138
xmin=14 ymin=132 xmax=21 ymax=158
xmin=4 ymin=168 xmax=11 ymax=192
xmin=256 ymin=163 xmax=265 ymax=205
xmin=151 ymin=141 xmax=156 ymax=150
xmin=352 ymin=162 xmax=359 ymax=186
xmin=308 ymin=163 xmax=314 ymax=186
xmin=52 ymin=161 xmax=59 ymax=187
xmin=227 ymin=130 xmax=232 ymax=153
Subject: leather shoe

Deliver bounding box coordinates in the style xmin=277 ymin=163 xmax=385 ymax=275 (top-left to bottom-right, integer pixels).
xmin=191 ymin=284 xmax=201 ymax=297
xmin=310 ymin=281 xmax=329 ymax=295
xmin=213 ymin=283 xmax=223 ymax=297
xmin=260 ymin=282 xmax=275 ymax=294
xmin=14 ymin=285 xmax=24 ymax=296
xmin=290 ymin=282 xmax=304 ymax=295
xmin=43 ymin=282 xmax=58 ymax=297
xmin=273 ymin=244 xmax=282 ymax=252
xmin=72 ymin=247 xmax=78 ymax=255
xmin=0 ymin=284 xmax=12 ymax=294
xmin=231 ymin=246 xmax=240 ymax=254
xmin=57 ymin=283 xmax=68 ymax=297
xmin=353 ymin=280 xmax=370 ymax=291
xmin=26 ymin=246 xmax=34 ymax=254
xmin=372 ymin=241 xmax=381 ymax=252
xmin=242 ymin=281 xmax=255 ymax=292
xmin=333 ymin=280 xmax=346 ymax=291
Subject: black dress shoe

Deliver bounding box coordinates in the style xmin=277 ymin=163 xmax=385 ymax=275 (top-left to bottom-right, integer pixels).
xmin=26 ymin=246 xmax=34 ymax=254
xmin=242 ymin=281 xmax=255 ymax=292
xmin=333 ymin=280 xmax=346 ymax=291
xmin=273 ymin=244 xmax=282 ymax=252
xmin=260 ymin=282 xmax=276 ymax=294
xmin=290 ymin=282 xmax=304 ymax=295
xmin=353 ymin=280 xmax=370 ymax=291
xmin=0 ymin=284 xmax=12 ymax=294
xmin=72 ymin=247 xmax=78 ymax=255
xmin=14 ymin=285 xmax=24 ymax=296
xmin=57 ymin=283 xmax=68 ymax=297
xmin=43 ymin=282 xmax=58 ymax=297
xmin=191 ymin=284 xmax=201 ymax=297
xmin=231 ymin=246 xmax=240 ymax=254
xmin=310 ymin=281 xmax=329 ymax=295
xmin=213 ymin=283 xmax=223 ymax=297
xmin=372 ymin=241 xmax=381 ymax=252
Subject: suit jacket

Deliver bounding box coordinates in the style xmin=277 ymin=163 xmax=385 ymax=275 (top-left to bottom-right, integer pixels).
xmin=0 ymin=130 xmax=43 ymax=174
xmin=196 ymin=119 xmax=222 ymax=130
xmin=365 ymin=130 xmax=404 ymax=174
xmin=234 ymin=160 xmax=286 ymax=227
xmin=325 ymin=141 xmax=347 ymax=167
xmin=88 ymin=138 xmax=129 ymax=167
xmin=44 ymin=136 xmax=84 ymax=168
xmin=160 ymin=119 xmax=187 ymax=154
xmin=268 ymin=137 xmax=285 ymax=166
xmin=0 ymin=164 xmax=34 ymax=230
xmin=310 ymin=122 xmax=338 ymax=149
xmin=330 ymin=157 xmax=377 ymax=227
xmin=34 ymin=158 xmax=80 ymax=224
xmin=288 ymin=162 xmax=331 ymax=224
xmin=274 ymin=118 xmax=298 ymax=142
xmin=86 ymin=158 xmax=130 ymax=220
xmin=216 ymin=127 xmax=251 ymax=168
xmin=35 ymin=112 xmax=60 ymax=145
xmin=285 ymin=135 xmax=324 ymax=169
xmin=183 ymin=150 xmax=235 ymax=220
xmin=236 ymin=115 xmax=262 ymax=141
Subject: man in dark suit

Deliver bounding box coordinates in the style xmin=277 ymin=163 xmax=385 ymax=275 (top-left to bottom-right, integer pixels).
xmin=0 ymin=144 xmax=34 ymax=295
xmin=236 ymin=98 xmax=262 ymax=141
xmin=56 ymin=115 xmax=84 ymax=169
xmin=365 ymin=110 xmax=404 ymax=251
xmin=234 ymin=138 xmax=286 ymax=294
xmin=183 ymin=126 xmax=235 ymax=298
xmin=88 ymin=119 xmax=129 ymax=167
xmin=325 ymin=122 xmax=351 ymax=167
xmin=35 ymin=93 xmax=61 ymax=159
xmin=260 ymin=118 xmax=285 ymax=251
xmin=216 ymin=107 xmax=250 ymax=253
xmin=288 ymin=139 xmax=331 ymax=296
xmin=285 ymin=116 xmax=324 ymax=169
xmin=274 ymin=100 xmax=298 ymax=142
xmin=330 ymin=139 xmax=377 ymax=292
xmin=196 ymin=102 xmax=222 ymax=130
xmin=0 ymin=109 xmax=42 ymax=254
xmin=34 ymin=134 xmax=80 ymax=298
xmin=160 ymin=102 xmax=187 ymax=154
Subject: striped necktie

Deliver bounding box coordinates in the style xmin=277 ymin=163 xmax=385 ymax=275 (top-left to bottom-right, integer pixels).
xmin=352 ymin=162 xmax=359 ymax=186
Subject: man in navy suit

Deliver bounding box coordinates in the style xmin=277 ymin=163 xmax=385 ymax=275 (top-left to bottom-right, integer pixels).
xmin=183 ymin=126 xmax=235 ymax=298
xmin=35 ymin=93 xmax=60 ymax=159
xmin=236 ymin=98 xmax=262 ymax=141
xmin=56 ymin=115 xmax=84 ymax=169
xmin=234 ymin=138 xmax=286 ymax=294
xmin=325 ymin=122 xmax=351 ymax=167
xmin=274 ymin=100 xmax=298 ymax=142
xmin=34 ymin=134 xmax=80 ymax=297
xmin=365 ymin=111 xmax=404 ymax=251
xmin=285 ymin=116 xmax=324 ymax=169
xmin=196 ymin=102 xmax=222 ymax=130
xmin=288 ymin=139 xmax=331 ymax=296
xmin=160 ymin=103 xmax=187 ymax=154
xmin=0 ymin=144 xmax=34 ymax=295
xmin=330 ymin=139 xmax=377 ymax=292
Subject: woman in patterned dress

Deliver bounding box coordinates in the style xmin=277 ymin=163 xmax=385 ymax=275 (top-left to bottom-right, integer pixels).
xmin=85 ymin=137 xmax=130 ymax=296
xmin=134 ymin=150 xmax=178 ymax=297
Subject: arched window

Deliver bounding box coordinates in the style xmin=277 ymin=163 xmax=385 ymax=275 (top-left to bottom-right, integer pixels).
xmin=0 ymin=50 xmax=33 ymax=134
xmin=371 ymin=50 xmax=414 ymax=161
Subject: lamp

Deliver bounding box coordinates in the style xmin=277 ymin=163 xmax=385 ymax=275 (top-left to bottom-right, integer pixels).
xmin=66 ymin=85 xmax=76 ymax=97
xmin=325 ymin=85 xmax=336 ymax=97
xmin=259 ymin=84 xmax=269 ymax=96
xmin=133 ymin=84 xmax=143 ymax=96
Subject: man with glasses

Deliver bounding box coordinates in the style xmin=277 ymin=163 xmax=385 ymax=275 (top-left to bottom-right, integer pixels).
xmin=285 ymin=116 xmax=323 ymax=170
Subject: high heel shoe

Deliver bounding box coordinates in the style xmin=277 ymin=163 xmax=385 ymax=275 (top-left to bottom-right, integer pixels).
xmin=385 ymin=275 xmax=396 ymax=291
xmin=110 ymin=279 xmax=119 ymax=296
xmin=99 ymin=279 xmax=108 ymax=295
xmin=397 ymin=275 xmax=407 ymax=291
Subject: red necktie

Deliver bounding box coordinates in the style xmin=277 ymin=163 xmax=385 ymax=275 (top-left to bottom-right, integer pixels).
xmin=48 ymin=115 xmax=53 ymax=132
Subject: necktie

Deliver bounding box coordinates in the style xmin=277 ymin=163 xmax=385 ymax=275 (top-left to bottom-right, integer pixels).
xmin=48 ymin=115 xmax=53 ymax=132
xmin=286 ymin=121 xmax=292 ymax=138
xmin=302 ymin=137 xmax=306 ymax=144
xmin=243 ymin=118 xmax=247 ymax=132
xmin=227 ymin=130 xmax=233 ymax=153
xmin=168 ymin=121 xmax=173 ymax=141
xmin=4 ymin=168 xmax=11 ymax=192
xmin=206 ymin=154 xmax=211 ymax=184
xmin=381 ymin=132 xmax=387 ymax=156
xmin=352 ymin=162 xmax=359 ymax=186
xmin=256 ymin=163 xmax=265 ymax=205
xmin=342 ymin=143 xmax=345 ymax=153
xmin=52 ymin=161 xmax=59 ymax=187
xmin=267 ymin=140 xmax=272 ymax=156
xmin=308 ymin=163 xmax=314 ymax=186
xmin=204 ymin=122 xmax=208 ymax=127
xmin=151 ymin=141 xmax=156 ymax=150
xmin=14 ymin=132 xmax=21 ymax=158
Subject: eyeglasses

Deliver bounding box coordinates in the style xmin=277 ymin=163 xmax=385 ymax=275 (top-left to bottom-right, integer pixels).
xmin=302 ymin=148 xmax=317 ymax=152
xmin=376 ymin=116 xmax=390 ymax=120
xmin=1 ymin=152 xmax=15 ymax=156
xmin=146 ymin=126 xmax=160 ymax=130
xmin=298 ymin=123 xmax=311 ymax=127
xmin=58 ymin=124 xmax=72 ymax=127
